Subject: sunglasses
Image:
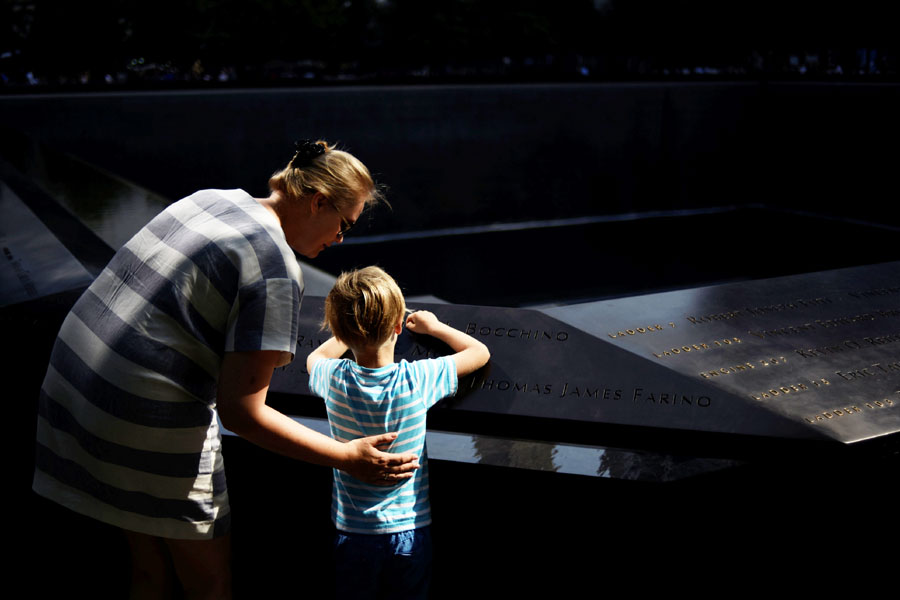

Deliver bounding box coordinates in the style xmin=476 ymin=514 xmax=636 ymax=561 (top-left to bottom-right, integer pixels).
xmin=327 ymin=198 xmax=356 ymax=237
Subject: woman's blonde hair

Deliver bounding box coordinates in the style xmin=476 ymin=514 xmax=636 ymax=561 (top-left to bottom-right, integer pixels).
xmin=269 ymin=140 xmax=385 ymax=210
xmin=324 ymin=266 xmax=406 ymax=350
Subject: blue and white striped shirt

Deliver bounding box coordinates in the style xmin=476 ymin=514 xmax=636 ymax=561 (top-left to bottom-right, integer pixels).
xmin=33 ymin=189 xmax=302 ymax=540
xmin=309 ymin=356 xmax=457 ymax=534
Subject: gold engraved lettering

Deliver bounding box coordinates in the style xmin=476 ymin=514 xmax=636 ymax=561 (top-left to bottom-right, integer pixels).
xmin=865 ymin=398 xmax=896 ymax=409
xmin=699 ymin=362 xmax=757 ymax=378
xmin=750 ymin=382 xmax=810 ymax=401
xmin=608 ymin=324 xmax=665 ymax=339
xmin=652 ymin=337 xmax=740 ymax=358
xmin=759 ymin=356 xmax=787 ymax=366
xmin=805 ymin=398 xmax=894 ymax=424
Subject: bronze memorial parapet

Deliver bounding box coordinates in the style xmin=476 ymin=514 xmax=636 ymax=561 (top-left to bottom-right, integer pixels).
xmin=270 ymin=261 xmax=900 ymax=462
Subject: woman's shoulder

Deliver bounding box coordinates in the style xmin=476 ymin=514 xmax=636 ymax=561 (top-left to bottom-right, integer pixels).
xmin=169 ymin=189 xmax=299 ymax=276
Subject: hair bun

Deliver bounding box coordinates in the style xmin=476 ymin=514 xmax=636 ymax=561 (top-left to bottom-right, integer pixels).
xmin=290 ymin=139 xmax=326 ymax=169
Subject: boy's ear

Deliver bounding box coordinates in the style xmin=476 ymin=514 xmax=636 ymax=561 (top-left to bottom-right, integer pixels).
xmin=395 ymin=318 xmax=404 ymax=335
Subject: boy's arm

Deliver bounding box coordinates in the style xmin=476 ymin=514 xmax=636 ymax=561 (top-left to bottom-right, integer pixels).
xmin=306 ymin=337 xmax=349 ymax=373
xmin=406 ymin=311 xmax=490 ymax=377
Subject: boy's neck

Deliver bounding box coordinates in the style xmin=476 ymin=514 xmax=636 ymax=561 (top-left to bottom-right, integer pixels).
xmin=352 ymin=338 xmax=398 ymax=369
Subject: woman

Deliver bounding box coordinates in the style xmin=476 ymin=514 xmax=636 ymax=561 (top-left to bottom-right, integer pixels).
xmin=32 ymin=140 xmax=415 ymax=598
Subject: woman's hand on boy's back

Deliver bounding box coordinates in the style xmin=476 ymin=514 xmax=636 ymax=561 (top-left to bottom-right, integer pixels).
xmin=343 ymin=433 xmax=420 ymax=485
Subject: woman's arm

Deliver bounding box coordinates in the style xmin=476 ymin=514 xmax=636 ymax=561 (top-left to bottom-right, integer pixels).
xmin=217 ymin=350 xmax=418 ymax=484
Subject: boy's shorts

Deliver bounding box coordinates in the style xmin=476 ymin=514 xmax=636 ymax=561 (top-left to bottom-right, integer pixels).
xmin=334 ymin=526 xmax=432 ymax=600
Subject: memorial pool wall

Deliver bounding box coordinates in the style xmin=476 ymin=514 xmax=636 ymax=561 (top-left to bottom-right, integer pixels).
xmin=2 ymin=81 xmax=898 ymax=235
xmin=7 ymin=82 xmax=900 ymax=597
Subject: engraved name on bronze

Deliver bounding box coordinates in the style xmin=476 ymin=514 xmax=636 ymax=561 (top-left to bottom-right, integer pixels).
xmin=296 ymin=334 xmax=329 ymax=349
xmin=686 ymin=297 xmax=832 ymax=325
xmin=470 ymin=379 xmax=554 ymax=394
xmin=409 ymin=344 xmax=440 ymax=359
xmin=816 ymin=309 xmax=900 ymax=326
xmin=631 ymin=387 xmax=712 ymax=407
xmin=463 ymin=322 xmax=569 ymax=342
xmin=834 ymin=360 xmax=900 ymax=382
xmin=741 ymin=297 xmax=832 ymax=315
xmin=794 ymin=333 xmax=900 ymax=359
xmin=748 ymin=308 xmax=900 ymax=339
xmin=465 ymin=378 xmax=712 ymax=408
xmin=686 ymin=310 xmax=743 ymax=325
xmin=847 ymin=285 xmax=900 ymax=299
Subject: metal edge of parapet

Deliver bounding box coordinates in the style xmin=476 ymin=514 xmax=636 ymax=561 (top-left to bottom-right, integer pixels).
xmin=220 ymin=415 xmax=743 ymax=483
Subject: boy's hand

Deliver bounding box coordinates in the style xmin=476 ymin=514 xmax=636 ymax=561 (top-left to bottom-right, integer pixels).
xmin=405 ymin=310 xmax=440 ymax=335
xmin=342 ymin=433 xmax=420 ymax=486
xmin=406 ymin=309 xmax=491 ymax=378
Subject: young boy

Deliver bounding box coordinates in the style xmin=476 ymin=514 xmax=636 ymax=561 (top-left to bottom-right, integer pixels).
xmin=307 ymin=266 xmax=490 ymax=599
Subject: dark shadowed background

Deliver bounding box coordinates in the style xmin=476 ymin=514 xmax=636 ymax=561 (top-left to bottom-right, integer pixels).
xmin=4 ymin=2 xmax=899 ymax=597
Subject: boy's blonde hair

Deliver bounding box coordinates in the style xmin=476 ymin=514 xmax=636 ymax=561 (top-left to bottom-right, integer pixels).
xmin=269 ymin=140 xmax=386 ymax=211
xmin=324 ymin=266 xmax=406 ymax=349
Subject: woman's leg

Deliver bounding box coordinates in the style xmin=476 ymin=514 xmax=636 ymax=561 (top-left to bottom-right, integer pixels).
xmin=124 ymin=530 xmax=232 ymax=600
xmin=124 ymin=531 xmax=176 ymax=600
xmin=165 ymin=533 xmax=233 ymax=600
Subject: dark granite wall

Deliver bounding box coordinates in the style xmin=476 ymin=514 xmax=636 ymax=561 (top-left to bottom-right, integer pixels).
xmin=3 ymin=82 xmax=896 ymax=235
